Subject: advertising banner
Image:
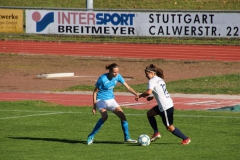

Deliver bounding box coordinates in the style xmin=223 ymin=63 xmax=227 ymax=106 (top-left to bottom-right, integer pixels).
xmin=25 ymin=10 xmax=240 ymax=38
xmin=0 ymin=9 xmax=23 ymax=33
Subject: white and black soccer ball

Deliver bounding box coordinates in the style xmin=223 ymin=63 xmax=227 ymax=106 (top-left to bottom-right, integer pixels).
xmin=138 ymin=134 xmax=150 ymax=146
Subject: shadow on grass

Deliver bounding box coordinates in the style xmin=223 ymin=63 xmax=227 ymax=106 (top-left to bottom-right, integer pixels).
xmin=8 ymin=136 xmax=125 ymax=145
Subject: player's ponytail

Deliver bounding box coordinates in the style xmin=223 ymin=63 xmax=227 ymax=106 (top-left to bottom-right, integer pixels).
xmin=155 ymin=67 xmax=164 ymax=79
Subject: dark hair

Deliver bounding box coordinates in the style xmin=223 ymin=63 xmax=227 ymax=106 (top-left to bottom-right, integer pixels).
xmin=145 ymin=64 xmax=164 ymax=79
xmin=105 ymin=63 xmax=119 ymax=71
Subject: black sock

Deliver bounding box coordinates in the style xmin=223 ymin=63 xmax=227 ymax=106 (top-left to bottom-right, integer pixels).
xmin=172 ymin=127 xmax=188 ymax=140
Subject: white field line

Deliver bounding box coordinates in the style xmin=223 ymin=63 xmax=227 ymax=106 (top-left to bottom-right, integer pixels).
xmin=0 ymin=109 xmax=239 ymax=119
xmin=0 ymin=110 xmax=54 ymax=113
xmin=0 ymin=112 xmax=65 ymax=120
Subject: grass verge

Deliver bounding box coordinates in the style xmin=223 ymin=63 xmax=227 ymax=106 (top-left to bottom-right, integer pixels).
xmin=65 ymin=73 xmax=240 ymax=95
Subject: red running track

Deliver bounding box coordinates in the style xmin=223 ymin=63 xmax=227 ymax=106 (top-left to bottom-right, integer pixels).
xmin=0 ymin=40 xmax=240 ymax=61
xmin=0 ymin=40 xmax=240 ymax=110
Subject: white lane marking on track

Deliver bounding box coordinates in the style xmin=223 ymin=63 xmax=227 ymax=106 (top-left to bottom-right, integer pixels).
xmin=119 ymin=102 xmax=145 ymax=106
xmin=186 ymin=101 xmax=219 ymax=105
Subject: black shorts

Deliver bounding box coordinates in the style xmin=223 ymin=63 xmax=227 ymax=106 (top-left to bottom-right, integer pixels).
xmin=153 ymin=105 xmax=174 ymax=127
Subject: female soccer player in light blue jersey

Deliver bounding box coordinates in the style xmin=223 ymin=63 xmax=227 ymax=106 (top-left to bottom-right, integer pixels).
xmin=138 ymin=64 xmax=191 ymax=145
xmin=87 ymin=63 xmax=139 ymax=145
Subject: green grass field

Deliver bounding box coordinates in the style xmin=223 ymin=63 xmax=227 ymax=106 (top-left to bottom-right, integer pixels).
xmin=1 ymin=101 xmax=240 ymax=160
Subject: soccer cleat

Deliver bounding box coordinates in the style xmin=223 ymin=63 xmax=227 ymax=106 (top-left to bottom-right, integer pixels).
xmin=150 ymin=132 xmax=161 ymax=142
xmin=125 ymin=138 xmax=138 ymax=143
xmin=87 ymin=135 xmax=94 ymax=145
xmin=181 ymin=138 xmax=191 ymax=145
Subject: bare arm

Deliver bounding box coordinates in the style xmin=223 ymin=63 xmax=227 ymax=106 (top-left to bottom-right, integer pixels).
xmin=123 ymin=82 xmax=139 ymax=100
xmin=92 ymin=87 xmax=99 ymax=114
xmin=139 ymin=89 xmax=153 ymax=98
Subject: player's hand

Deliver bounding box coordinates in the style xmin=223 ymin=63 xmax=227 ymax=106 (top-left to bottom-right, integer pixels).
xmin=92 ymin=104 xmax=97 ymax=114
xmin=92 ymin=108 xmax=96 ymax=114
xmin=147 ymin=96 xmax=154 ymax=101
xmin=135 ymin=95 xmax=139 ymax=101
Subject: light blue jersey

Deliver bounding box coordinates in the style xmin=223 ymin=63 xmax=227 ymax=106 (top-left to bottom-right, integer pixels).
xmin=95 ymin=73 xmax=125 ymax=100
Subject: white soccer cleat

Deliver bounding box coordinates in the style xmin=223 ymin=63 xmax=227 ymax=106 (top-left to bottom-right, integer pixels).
xmin=125 ymin=138 xmax=138 ymax=143
xmin=87 ymin=135 xmax=94 ymax=145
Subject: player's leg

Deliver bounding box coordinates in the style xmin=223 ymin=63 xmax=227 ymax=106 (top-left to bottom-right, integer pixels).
xmin=161 ymin=107 xmax=191 ymax=145
xmin=147 ymin=105 xmax=161 ymax=141
xmin=87 ymin=100 xmax=108 ymax=145
xmin=169 ymin=125 xmax=190 ymax=145
xmin=113 ymin=107 xmax=137 ymax=143
xmin=108 ymin=99 xmax=137 ymax=143
xmin=89 ymin=108 xmax=108 ymax=136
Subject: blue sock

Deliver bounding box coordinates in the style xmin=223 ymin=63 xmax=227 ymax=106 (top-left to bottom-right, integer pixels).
xmin=172 ymin=127 xmax=188 ymax=140
xmin=147 ymin=116 xmax=159 ymax=133
xmin=121 ymin=121 xmax=130 ymax=140
xmin=89 ymin=118 xmax=104 ymax=137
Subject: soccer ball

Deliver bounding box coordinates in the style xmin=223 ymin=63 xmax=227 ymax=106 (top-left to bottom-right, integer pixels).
xmin=138 ymin=134 xmax=150 ymax=146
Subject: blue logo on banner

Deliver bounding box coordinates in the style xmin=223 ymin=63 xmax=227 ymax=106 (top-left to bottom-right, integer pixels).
xmin=32 ymin=12 xmax=54 ymax=32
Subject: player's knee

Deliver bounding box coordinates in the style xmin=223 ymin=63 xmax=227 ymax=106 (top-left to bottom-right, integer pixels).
xmin=166 ymin=127 xmax=171 ymax=132
xmin=114 ymin=107 xmax=123 ymax=113
xmin=166 ymin=125 xmax=174 ymax=132
xmin=147 ymin=109 xmax=156 ymax=117
xmin=147 ymin=110 xmax=152 ymax=117
xmin=147 ymin=111 xmax=150 ymax=117
xmin=101 ymin=115 xmax=108 ymax=121
xmin=118 ymin=113 xmax=126 ymax=121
